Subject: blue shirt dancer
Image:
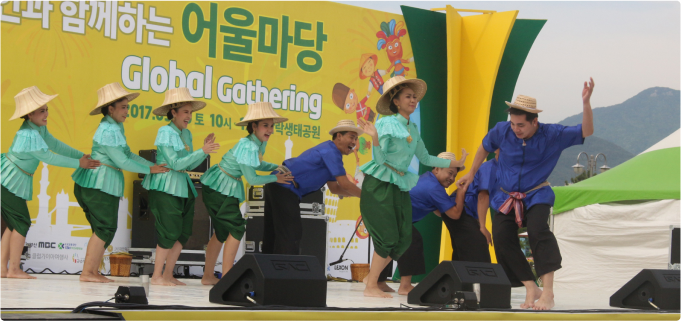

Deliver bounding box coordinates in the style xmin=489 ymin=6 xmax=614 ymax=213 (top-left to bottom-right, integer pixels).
xmin=262 ymin=120 xmax=363 ymax=256
xmin=458 ymin=78 xmax=595 ymax=310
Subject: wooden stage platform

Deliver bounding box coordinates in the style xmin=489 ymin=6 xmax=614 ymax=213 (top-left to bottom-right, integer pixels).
xmin=1 ymin=274 xmax=678 ymax=320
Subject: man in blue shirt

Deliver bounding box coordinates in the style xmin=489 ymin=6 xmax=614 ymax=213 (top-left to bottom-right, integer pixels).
xmin=458 ymin=78 xmax=594 ymax=310
xmin=442 ymin=149 xmax=499 ymax=264
xmin=262 ymin=120 xmax=363 ymax=255
xmin=377 ymin=152 xmax=469 ymax=295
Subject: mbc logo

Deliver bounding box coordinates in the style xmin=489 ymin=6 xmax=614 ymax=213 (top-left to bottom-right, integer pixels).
xmin=38 ymin=242 xmax=57 ymax=248
xmin=271 ymin=260 xmax=310 ymax=272
xmin=466 ymin=266 xmax=497 ymax=277
xmin=663 ymin=274 xmax=680 ymax=283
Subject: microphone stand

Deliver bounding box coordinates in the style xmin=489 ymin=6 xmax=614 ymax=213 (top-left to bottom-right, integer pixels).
xmin=329 ymin=218 xmax=363 ymax=266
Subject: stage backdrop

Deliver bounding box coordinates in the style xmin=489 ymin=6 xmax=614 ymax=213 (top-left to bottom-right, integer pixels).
xmin=1 ymin=1 xmax=418 ymax=276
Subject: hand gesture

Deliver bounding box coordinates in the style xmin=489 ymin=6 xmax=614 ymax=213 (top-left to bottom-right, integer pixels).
xmin=456 ymin=172 xmax=473 ymax=191
xmin=450 ymin=148 xmax=468 ymax=168
xmin=275 ymin=172 xmax=294 ymax=184
xmin=357 ymin=118 xmax=377 ymax=138
xmin=204 ymin=133 xmax=215 ymax=145
xmin=79 ymin=155 xmax=100 ymax=169
xmin=202 ymin=142 xmax=220 ymax=154
xmin=150 ymin=163 xmax=170 ymax=174
xmin=582 ymin=77 xmax=595 ymax=103
xmin=480 ymin=227 xmax=493 ymax=246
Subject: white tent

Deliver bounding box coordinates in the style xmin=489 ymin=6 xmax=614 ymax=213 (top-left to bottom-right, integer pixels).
xmin=551 ymin=130 xmax=680 ymax=296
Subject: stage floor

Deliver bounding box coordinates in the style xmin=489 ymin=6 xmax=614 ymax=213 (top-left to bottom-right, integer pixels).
xmin=2 ymin=274 xmax=678 ymax=320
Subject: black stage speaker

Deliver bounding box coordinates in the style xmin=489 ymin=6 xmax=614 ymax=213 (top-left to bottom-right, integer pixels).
xmin=114 ymin=286 xmax=148 ymax=304
xmin=209 ymin=254 xmax=326 ymax=307
xmin=131 ymin=180 xmax=212 ymax=251
xmin=610 ymin=269 xmax=680 ymax=310
xmin=408 ymin=260 xmax=511 ymax=309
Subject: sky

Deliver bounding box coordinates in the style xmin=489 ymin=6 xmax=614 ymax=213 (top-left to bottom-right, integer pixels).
xmin=337 ymin=1 xmax=680 ymax=123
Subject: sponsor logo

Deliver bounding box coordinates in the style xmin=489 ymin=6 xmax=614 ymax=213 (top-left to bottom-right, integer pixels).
xmin=466 ymin=266 xmax=497 ymax=278
xmin=31 ymin=253 xmax=70 ymax=261
xmin=57 ymin=243 xmax=83 ymax=251
xmin=72 ymin=253 xmax=85 ymax=264
xmin=333 ymin=265 xmax=349 ymax=271
xmin=272 ymin=260 xmax=310 ymax=271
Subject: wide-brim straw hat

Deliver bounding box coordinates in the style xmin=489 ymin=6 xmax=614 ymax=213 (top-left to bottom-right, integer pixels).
xmin=153 ymin=87 xmax=207 ymax=116
xmin=9 ymin=86 xmax=58 ymax=121
xmin=437 ymin=152 xmax=466 ymax=170
xmin=358 ymin=53 xmax=378 ymax=79
xmin=505 ymin=95 xmax=543 ymax=113
xmin=235 ymin=102 xmax=288 ymax=126
xmin=376 ymin=76 xmax=427 ymax=116
xmin=329 ymin=119 xmax=364 ymax=136
xmin=90 ymin=82 xmax=140 ymax=115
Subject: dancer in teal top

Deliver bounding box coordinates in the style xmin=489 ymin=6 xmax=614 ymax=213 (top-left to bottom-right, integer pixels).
xmin=200 ymin=102 xmax=293 ymax=285
xmin=145 ymin=87 xmax=220 ymax=286
xmin=357 ymin=76 xmax=467 ymax=298
xmin=72 ymin=82 xmax=169 ymax=283
xmin=1 ymin=86 xmax=100 ymax=279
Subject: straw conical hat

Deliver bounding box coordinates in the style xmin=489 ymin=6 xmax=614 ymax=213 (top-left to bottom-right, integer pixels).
xmin=437 ymin=151 xmax=466 ymax=170
xmin=236 ymin=102 xmax=288 ymax=126
xmin=329 ymin=119 xmax=363 ymax=135
xmin=359 ymin=53 xmax=378 ymax=79
xmin=90 ymin=82 xmax=140 ymax=115
xmin=505 ymin=95 xmax=543 ymax=113
xmin=153 ymin=87 xmax=207 ymax=116
xmin=376 ymin=76 xmax=427 ymax=116
xmin=9 ymin=86 xmax=58 ymax=121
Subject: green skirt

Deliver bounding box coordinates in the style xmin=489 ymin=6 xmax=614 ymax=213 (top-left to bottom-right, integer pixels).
xmin=1 ymin=185 xmax=31 ymax=237
xmin=359 ymin=174 xmax=412 ymax=260
xmin=74 ymin=184 xmax=120 ymax=248
xmin=149 ymin=187 xmax=195 ymax=249
xmin=202 ymin=184 xmax=245 ymax=243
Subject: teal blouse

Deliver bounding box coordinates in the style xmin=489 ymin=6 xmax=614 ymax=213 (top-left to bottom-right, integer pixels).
xmin=360 ymin=114 xmax=450 ymax=192
xmin=200 ymin=133 xmax=279 ymax=203
xmin=142 ymin=122 xmax=207 ymax=198
xmin=72 ymin=116 xmax=154 ymax=197
xmin=1 ymin=120 xmax=83 ymax=200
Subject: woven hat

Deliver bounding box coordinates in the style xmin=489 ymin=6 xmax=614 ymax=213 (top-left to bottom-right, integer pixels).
xmin=9 ymin=86 xmax=58 ymax=121
xmin=505 ymin=95 xmax=543 ymax=113
xmin=235 ymin=102 xmax=288 ymax=126
xmin=329 ymin=119 xmax=364 ymax=135
xmin=90 ymin=82 xmax=140 ymax=115
xmin=358 ymin=53 xmax=378 ymax=79
xmin=153 ymin=87 xmax=207 ymax=116
xmin=376 ymin=76 xmax=427 ymax=116
xmin=437 ymin=152 xmax=466 ymax=170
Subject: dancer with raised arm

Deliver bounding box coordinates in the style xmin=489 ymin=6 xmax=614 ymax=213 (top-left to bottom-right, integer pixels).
xmin=457 ymin=78 xmax=595 ymax=310
xmin=72 ymin=83 xmax=169 ymax=283
xmin=200 ymin=102 xmax=292 ymax=285
xmin=142 ymin=88 xmax=219 ymax=286
xmin=357 ymin=76 xmax=466 ymax=298
xmin=2 ymin=86 xmax=100 ymax=279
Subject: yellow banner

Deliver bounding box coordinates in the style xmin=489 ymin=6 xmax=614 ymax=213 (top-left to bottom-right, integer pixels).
xmin=1 ymin=1 xmax=416 ymax=231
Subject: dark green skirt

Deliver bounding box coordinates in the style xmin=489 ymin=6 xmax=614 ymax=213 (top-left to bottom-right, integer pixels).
xmin=149 ymin=188 xmax=195 ymax=249
xmin=202 ymin=185 xmax=245 ymax=243
xmin=1 ymin=185 xmax=31 ymax=237
xmin=74 ymin=184 xmax=120 ymax=248
xmin=359 ymin=174 xmax=412 ymax=260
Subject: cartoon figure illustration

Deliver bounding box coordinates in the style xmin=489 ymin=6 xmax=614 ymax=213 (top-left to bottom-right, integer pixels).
xmin=359 ymin=53 xmax=387 ymax=96
xmin=332 ymin=83 xmax=376 ymax=122
xmin=355 ymin=215 xmax=369 ymax=239
xmin=376 ymin=19 xmax=414 ymax=77
xmin=357 ymin=136 xmax=372 ymax=155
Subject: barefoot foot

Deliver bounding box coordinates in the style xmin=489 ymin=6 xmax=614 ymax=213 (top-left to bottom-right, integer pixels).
xmin=7 ymin=269 xmax=36 ymax=279
xmin=378 ymin=281 xmax=395 ymax=293
xmin=533 ymin=292 xmax=555 ymax=310
xmin=201 ymin=274 xmax=219 ymax=285
xmin=364 ymin=285 xmax=393 ymax=298
xmin=398 ymin=283 xmax=414 ymax=295
xmin=80 ymin=272 xmax=107 ymax=283
xmin=169 ymin=277 xmax=186 ymax=286
xmin=1 ymin=268 xmax=8 ymax=278
xmin=96 ymin=274 xmax=114 ymax=283
xmin=520 ymin=287 xmax=542 ymax=309
xmin=151 ymin=276 xmax=176 ymax=286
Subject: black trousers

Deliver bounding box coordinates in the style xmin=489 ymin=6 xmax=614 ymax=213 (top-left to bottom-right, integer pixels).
xmin=262 ymin=183 xmax=302 ymax=255
xmin=379 ymin=225 xmax=425 ymax=280
xmin=442 ymin=211 xmax=491 ymax=263
xmin=493 ymin=204 xmax=562 ymax=287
